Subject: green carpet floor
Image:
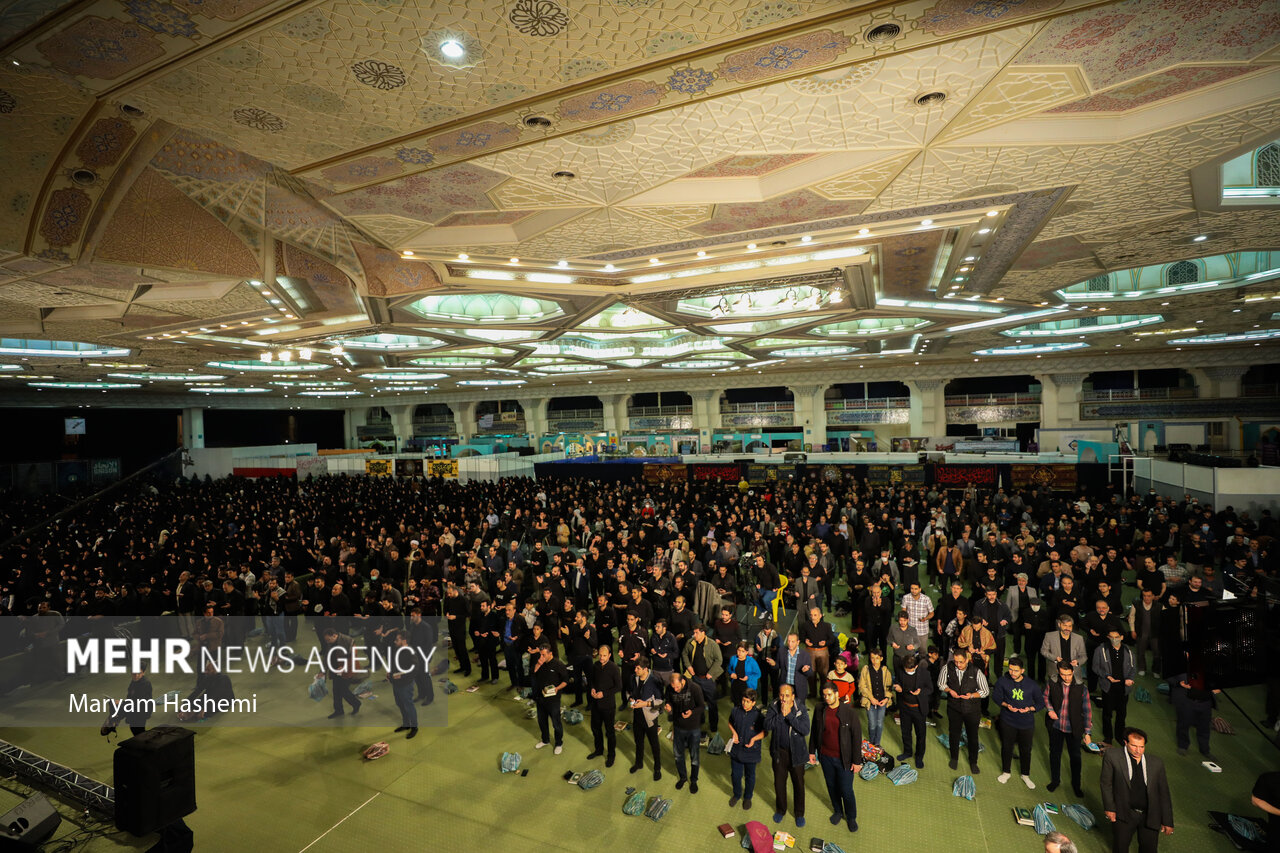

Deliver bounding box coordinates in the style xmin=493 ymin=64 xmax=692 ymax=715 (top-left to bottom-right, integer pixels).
xmin=0 ymin=611 xmax=1274 ymax=851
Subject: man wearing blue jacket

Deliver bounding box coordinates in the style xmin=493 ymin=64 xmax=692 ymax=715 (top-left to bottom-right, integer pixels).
xmin=764 ymin=684 xmax=811 ymax=828
xmin=992 ymin=656 xmax=1044 ymax=788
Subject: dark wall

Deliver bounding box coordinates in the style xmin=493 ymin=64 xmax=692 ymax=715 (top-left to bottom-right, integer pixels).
xmin=725 ymin=386 xmax=791 ymax=403
xmin=201 ymin=409 xmax=344 ymax=450
xmin=0 ymin=407 xmax=181 ymax=474
xmin=834 ymin=381 xmax=909 ymax=398
xmin=946 ymin=375 xmax=1034 ymax=395
xmin=548 ymin=395 xmax=600 ymax=411
xmin=630 ymin=391 xmax=691 ymax=407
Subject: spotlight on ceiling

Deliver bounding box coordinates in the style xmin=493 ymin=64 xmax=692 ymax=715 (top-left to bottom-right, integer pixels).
xmin=604 ymin=264 xmax=616 ymax=272
xmin=260 ymin=352 xmax=272 ymax=363
xmin=649 ymin=258 xmax=660 ymax=264
xmin=329 ymin=346 xmax=344 ymax=356
xmin=440 ymin=39 xmax=465 ymax=58
xmin=557 ymin=260 xmax=568 ymax=268
xmin=401 ymin=250 xmax=414 ymax=257
xmin=1193 ymin=234 xmax=1208 ymax=242
xmin=746 ymin=243 xmax=757 ymax=250
xmin=299 ymin=348 xmax=312 ymax=360
xmin=508 ymin=257 xmax=519 ymax=264
xmin=920 ymin=219 xmax=933 ymax=226
xmin=696 ymin=250 xmax=707 ymax=257
xmin=278 ymin=351 xmax=292 ymax=362
xmin=986 ymin=210 xmax=998 ymax=217
xmin=858 ymin=228 xmax=870 ymax=236
xmin=457 ymin=253 xmax=469 ymax=261
xmin=801 ymin=235 xmax=812 ymax=243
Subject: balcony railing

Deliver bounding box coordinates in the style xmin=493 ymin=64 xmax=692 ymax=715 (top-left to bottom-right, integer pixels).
xmin=1081 ymin=387 xmax=1196 ymax=402
xmin=546 ymin=408 xmax=604 ymax=420
xmin=412 ymin=416 xmax=454 ymax=427
xmin=1242 ymin=383 xmax=1280 ymax=397
xmin=720 ymin=401 xmax=794 ymax=413
xmin=627 ymin=405 xmax=693 ymax=417
xmin=824 ymin=397 xmax=911 ymax=410
xmin=944 ymin=392 xmax=1041 ymax=406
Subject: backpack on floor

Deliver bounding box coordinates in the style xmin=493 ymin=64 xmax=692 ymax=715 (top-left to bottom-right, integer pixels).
xmin=952 ymin=774 xmax=976 ymax=800
xmin=578 ymin=769 xmax=604 ymax=790
xmin=562 ymin=708 xmax=584 ymax=725
xmin=622 ymin=789 xmax=647 ymax=815
xmin=644 ymin=796 xmax=671 ymax=822
xmin=859 ymin=762 xmax=880 ymax=781
xmin=887 ymin=764 xmax=918 ymax=785
xmin=500 ymin=752 xmax=522 ymax=773
xmin=707 ymin=733 xmax=726 ymax=755
xmin=742 ymin=820 xmax=773 ymax=853
xmin=1062 ymin=803 xmax=1095 ymax=830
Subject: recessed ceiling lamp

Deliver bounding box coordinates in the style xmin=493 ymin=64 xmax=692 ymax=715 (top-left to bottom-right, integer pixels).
xmin=977 ymin=228 xmax=991 ymax=234
xmin=649 ymin=258 xmax=660 ymax=264
xmin=457 ymin=253 xmax=469 ymax=261
xmin=1193 ymin=234 xmax=1208 ymax=242
xmin=329 ymin=346 xmax=344 ymax=356
xmin=920 ymin=219 xmax=933 ymax=226
xmin=440 ymin=39 xmax=465 ymax=58
xmin=801 ymin=235 xmax=812 ymax=243
xmin=858 ymin=228 xmax=869 ymax=235
xmin=299 ymin=348 xmax=312 ymax=360
xmin=746 ymin=243 xmax=757 ymax=250
xmin=401 ymin=250 xmax=414 ymax=257
xmin=523 ymin=115 xmax=552 ymax=128
xmin=557 ymin=260 xmax=568 ymax=268
xmin=508 ymin=257 xmax=519 ymax=264
xmin=603 ymin=263 xmax=616 ymax=272
xmin=260 ymin=352 xmax=273 ymax=363
xmin=696 ymin=250 xmax=707 ymax=257
xmin=914 ymin=91 xmax=946 ymax=107
xmin=986 ymin=210 xmax=998 ymax=217
xmin=278 ymin=351 xmax=292 ymax=362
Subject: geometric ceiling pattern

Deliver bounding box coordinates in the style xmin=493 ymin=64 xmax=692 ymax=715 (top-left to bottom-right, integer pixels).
xmin=0 ymin=0 xmax=1278 ymax=401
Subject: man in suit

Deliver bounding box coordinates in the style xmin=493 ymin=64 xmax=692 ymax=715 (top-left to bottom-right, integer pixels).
xmin=894 ymin=652 xmax=933 ymax=769
xmin=1100 ymin=727 xmax=1174 ymax=852
xmin=774 ymin=632 xmax=813 ymax=706
xmin=764 ymin=684 xmax=811 ymax=827
xmin=407 ymin=607 xmax=438 ymax=705
xmin=628 ymin=656 xmax=665 ymax=781
xmin=586 ymin=643 xmax=622 ymax=767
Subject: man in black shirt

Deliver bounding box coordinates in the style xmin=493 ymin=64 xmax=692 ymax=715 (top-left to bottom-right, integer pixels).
xmin=664 ymin=671 xmax=706 ymax=793
xmin=564 ymin=609 xmax=596 ymax=706
xmin=799 ymin=606 xmax=835 ymax=692
xmin=586 ymin=643 xmax=622 ymax=767
xmin=1101 ymin=727 xmax=1174 ymax=851
xmin=531 ymin=642 xmax=570 ymax=754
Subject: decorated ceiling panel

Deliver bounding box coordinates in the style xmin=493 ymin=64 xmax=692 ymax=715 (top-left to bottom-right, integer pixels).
xmin=0 ymin=0 xmax=1276 ymax=399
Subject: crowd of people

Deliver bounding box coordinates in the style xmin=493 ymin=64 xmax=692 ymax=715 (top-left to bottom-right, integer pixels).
xmin=1 ymin=469 xmax=1277 ymax=848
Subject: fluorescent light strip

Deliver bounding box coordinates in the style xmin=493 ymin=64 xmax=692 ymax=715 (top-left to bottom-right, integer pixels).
xmin=947 ymin=308 xmax=1066 ymax=333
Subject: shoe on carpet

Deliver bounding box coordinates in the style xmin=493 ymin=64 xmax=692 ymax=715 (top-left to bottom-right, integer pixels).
xmin=1022 ymin=775 xmax=1035 ymax=789
xmin=1046 ymin=781 xmax=1060 ymax=792
xmin=848 ymin=821 xmax=858 ymax=833
xmin=606 ymin=756 xmax=615 ymax=767
xmin=1073 ymin=786 xmax=1084 ymax=798
xmin=773 ymin=813 xmax=784 ymax=824
xmin=1176 ymin=748 xmax=1187 ymax=756
xmin=587 ymin=750 xmax=602 ymax=759
xmin=729 ymin=797 xmax=740 ymax=808
xmin=829 ymin=814 xmax=843 ymax=826
xmin=690 ymin=778 xmax=698 ymax=794
xmin=629 ymin=765 xmax=641 ymax=774
xmin=327 ymin=711 xmax=343 ymax=719
xmin=407 ymin=728 xmax=417 ymax=739
xmin=744 ymin=798 xmax=752 ymax=810
xmin=949 ymin=759 xmax=958 ymax=770
xmin=915 ymin=759 xmax=924 ymax=769
xmin=554 ymin=746 xmax=562 ymax=755
xmin=970 ymin=764 xmax=981 ymax=775
xmin=896 ymin=753 xmax=910 ymax=762
xmin=535 ymin=741 xmax=549 ymax=749
xmin=997 ymin=772 xmax=1010 ymax=784
xmin=796 ymin=817 xmax=805 ymax=828
xmin=394 ymin=726 xmax=409 ymax=733
xmin=675 ymin=778 xmax=685 ymax=790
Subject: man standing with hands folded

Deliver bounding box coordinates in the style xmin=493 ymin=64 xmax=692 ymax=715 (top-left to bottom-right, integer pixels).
xmin=1100 ymin=727 xmax=1173 ymax=851
xmin=810 ymin=683 xmax=863 ymax=833
xmin=992 ymin=657 xmax=1043 ymax=788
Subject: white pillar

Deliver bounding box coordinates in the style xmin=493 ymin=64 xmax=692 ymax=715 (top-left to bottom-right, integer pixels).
xmin=1040 ymin=373 xmax=1086 ymax=431
xmin=788 ymin=383 xmax=830 ymax=451
xmin=600 ymin=394 xmax=630 ymax=436
xmin=1202 ymin=365 xmax=1248 ymax=399
xmin=343 ymin=406 xmax=368 ymax=449
xmin=388 ymin=404 xmax=414 ymax=451
xmin=691 ymin=389 xmax=723 ymax=453
xmin=182 ymin=407 xmax=204 ymax=449
xmin=451 ymin=401 xmax=477 ymax=442
xmin=518 ymin=396 xmax=549 ymax=442
xmin=907 ymin=379 xmax=946 ymax=441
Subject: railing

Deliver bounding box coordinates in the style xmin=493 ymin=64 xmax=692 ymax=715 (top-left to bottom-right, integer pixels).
xmin=627 ymin=405 xmax=693 ymax=417
xmin=1081 ymin=388 xmax=1196 ymax=402
xmin=944 ymin=392 xmax=1041 ymax=406
xmin=824 ymin=397 xmax=911 ymax=410
xmin=545 ymin=408 xmax=604 ymax=420
xmin=720 ymin=401 xmax=794 ymax=413
xmin=412 ymin=416 xmax=454 ymax=427
xmin=1242 ymin=383 xmax=1280 ymax=397
xmin=476 ymin=419 xmax=525 ymax=432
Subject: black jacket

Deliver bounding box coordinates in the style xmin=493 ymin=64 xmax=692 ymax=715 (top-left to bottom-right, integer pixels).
xmin=588 ymin=659 xmax=622 ymax=711
xmin=809 ymin=700 xmax=862 ymax=769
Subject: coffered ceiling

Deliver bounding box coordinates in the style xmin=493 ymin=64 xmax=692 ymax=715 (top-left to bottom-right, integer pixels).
xmin=0 ymin=0 xmax=1277 ymax=402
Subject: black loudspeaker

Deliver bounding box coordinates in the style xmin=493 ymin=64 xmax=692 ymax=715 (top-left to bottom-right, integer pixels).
xmin=0 ymin=793 xmax=61 ymax=847
xmin=114 ymin=727 xmax=196 ymax=836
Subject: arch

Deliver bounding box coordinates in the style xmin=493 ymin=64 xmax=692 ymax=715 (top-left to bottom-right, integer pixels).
xmin=1166 ymin=260 xmax=1199 ymax=285
xmin=1256 ymin=142 xmax=1280 ymax=187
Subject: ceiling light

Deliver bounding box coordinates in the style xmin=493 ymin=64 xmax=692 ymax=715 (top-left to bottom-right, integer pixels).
xmin=401 ymin=250 xmax=414 ymax=257
xmin=329 ymin=346 xmax=345 ymax=356
xmin=457 ymin=253 xmax=469 ymax=261
xmin=920 ymin=219 xmax=933 ymax=226
xmin=1193 ymin=235 xmax=1208 ymax=242
xmin=1232 ymin=308 xmax=1241 ymax=312
xmin=508 ymin=257 xmax=519 ymax=264
xmin=746 ymin=243 xmax=757 ymax=250
xmin=440 ymin=39 xmax=465 ymax=58
xmin=278 ymin=351 xmax=292 ymax=362
xmin=858 ymin=228 xmax=870 ymax=236
xmin=604 ymin=264 xmax=616 ymax=272
xmin=649 ymin=258 xmax=660 ymax=264
xmin=986 ymin=210 xmax=998 ymax=217
xmin=829 ymin=289 xmax=844 ymax=303
xmin=801 ymin=235 xmax=812 ymax=243
xmin=557 ymin=260 xmax=568 ymax=268
xmin=260 ymin=352 xmax=272 ymax=363
xmin=299 ymin=348 xmax=312 ymax=360
xmin=696 ymin=250 xmax=707 ymax=257
xmin=978 ymin=228 xmax=991 ymax=234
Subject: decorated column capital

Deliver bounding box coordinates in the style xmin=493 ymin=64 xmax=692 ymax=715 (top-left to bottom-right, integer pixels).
xmin=909 ymin=378 xmax=945 ymax=392
xmin=1046 ymin=372 xmax=1089 ymax=387
xmin=1201 ymin=365 xmax=1250 ymax=380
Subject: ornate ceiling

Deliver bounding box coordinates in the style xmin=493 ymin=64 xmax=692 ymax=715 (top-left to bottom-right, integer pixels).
xmin=0 ymin=0 xmax=1278 ymax=402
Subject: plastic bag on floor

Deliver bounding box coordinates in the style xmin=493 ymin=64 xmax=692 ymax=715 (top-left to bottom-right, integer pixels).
xmin=952 ymin=774 xmax=976 ymax=800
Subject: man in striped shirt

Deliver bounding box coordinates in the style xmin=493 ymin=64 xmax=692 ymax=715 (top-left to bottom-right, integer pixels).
xmin=900 ymin=582 xmax=934 ymax=652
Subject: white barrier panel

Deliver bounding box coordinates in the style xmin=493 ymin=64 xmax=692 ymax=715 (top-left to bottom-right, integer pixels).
xmin=678 ymin=451 xmax=1078 ymax=465
xmin=1184 ymin=465 xmax=1216 ymax=494
xmin=186 ymin=444 xmax=318 ymax=478
xmin=1214 ymin=466 xmax=1280 ymax=516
